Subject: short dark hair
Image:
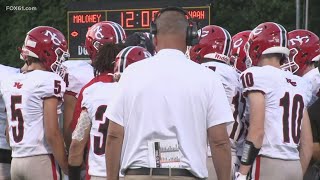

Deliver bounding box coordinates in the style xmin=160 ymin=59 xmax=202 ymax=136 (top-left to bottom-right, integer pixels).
xmin=92 ymin=43 xmax=124 ymax=76
xmin=25 ymin=56 xmax=41 ymax=66
xmin=156 ymin=11 xmax=188 ymax=36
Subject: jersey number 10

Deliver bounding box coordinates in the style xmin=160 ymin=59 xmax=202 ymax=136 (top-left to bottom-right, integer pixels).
xmin=280 ymin=92 xmax=304 ymax=144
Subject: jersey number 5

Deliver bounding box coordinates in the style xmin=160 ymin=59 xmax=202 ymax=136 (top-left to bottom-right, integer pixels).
xmin=93 ymin=105 xmax=109 ymax=155
xmin=11 ymin=95 xmax=24 ymax=143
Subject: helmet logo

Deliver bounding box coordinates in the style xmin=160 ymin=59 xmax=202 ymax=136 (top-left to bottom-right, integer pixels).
xmin=289 ymin=36 xmax=310 ymax=45
xmin=234 ymin=38 xmax=244 ymax=48
xmin=200 ymin=30 xmax=209 ymax=38
xmin=143 ymin=51 xmax=151 ymax=58
xmin=93 ymin=26 xmax=104 ymax=40
xmin=44 ymin=30 xmax=62 ymax=46
xmin=252 ymin=27 xmax=263 ymax=36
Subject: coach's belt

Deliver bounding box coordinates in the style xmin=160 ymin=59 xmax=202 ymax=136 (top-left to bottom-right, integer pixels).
xmin=0 ymin=149 xmax=12 ymax=164
xmin=125 ymin=167 xmax=196 ymax=177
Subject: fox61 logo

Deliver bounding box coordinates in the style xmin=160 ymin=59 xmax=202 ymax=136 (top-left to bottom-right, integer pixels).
xmin=6 ymin=6 xmax=37 ymax=11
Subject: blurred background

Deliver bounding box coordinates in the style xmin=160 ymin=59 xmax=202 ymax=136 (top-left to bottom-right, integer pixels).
xmin=0 ymin=0 xmax=319 ymax=67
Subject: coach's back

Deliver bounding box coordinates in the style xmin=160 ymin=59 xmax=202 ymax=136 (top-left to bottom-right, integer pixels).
xmin=105 ymin=8 xmax=234 ymax=180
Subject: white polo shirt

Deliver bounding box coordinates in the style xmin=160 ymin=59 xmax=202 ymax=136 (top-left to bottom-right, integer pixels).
xmin=105 ymin=49 xmax=234 ymax=178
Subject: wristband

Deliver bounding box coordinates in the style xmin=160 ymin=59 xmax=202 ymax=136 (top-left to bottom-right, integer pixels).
xmin=240 ymin=140 xmax=260 ymax=165
xmin=68 ymin=165 xmax=81 ymax=180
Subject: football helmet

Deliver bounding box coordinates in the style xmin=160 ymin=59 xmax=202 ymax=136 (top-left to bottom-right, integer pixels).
xmin=114 ymin=46 xmax=151 ymax=74
xmin=281 ymin=29 xmax=320 ymax=76
xmin=85 ymin=21 xmax=126 ymax=61
xmin=189 ymin=25 xmax=232 ymax=64
xmin=245 ymin=22 xmax=290 ymax=67
xmin=230 ymin=30 xmax=251 ymax=73
xmin=122 ymin=32 xmax=155 ymax=55
xmin=21 ymin=26 xmax=69 ymax=77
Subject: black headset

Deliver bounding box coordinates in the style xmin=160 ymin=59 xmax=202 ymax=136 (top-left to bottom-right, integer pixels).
xmin=150 ymin=6 xmax=199 ymax=46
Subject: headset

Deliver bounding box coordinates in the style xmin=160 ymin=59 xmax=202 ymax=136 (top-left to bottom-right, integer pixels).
xmin=150 ymin=6 xmax=199 ymax=46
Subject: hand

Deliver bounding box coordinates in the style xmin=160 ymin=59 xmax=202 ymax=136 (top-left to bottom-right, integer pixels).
xmin=234 ymin=172 xmax=247 ymax=180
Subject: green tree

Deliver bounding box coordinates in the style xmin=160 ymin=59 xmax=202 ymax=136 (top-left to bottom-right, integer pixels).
xmin=0 ymin=0 xmax=75 ymax=67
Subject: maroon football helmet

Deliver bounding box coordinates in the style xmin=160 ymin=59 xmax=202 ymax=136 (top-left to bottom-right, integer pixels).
xmin=189 ymin=25 xmax=232 ymax=64
xmin=21 ymin=26 xmax=69 ymax=77
xmin=114 ymin=46 xmax=151 ymax=74
xmin=281 ymin=29 xmax=320 ymax=76
xmin=245 ymin=22 xmax=289 ymax=67
xmin=230 ymin=30 xmax=251 ymax=73
xmin=85 ymin=21 xmax=126 ymax=61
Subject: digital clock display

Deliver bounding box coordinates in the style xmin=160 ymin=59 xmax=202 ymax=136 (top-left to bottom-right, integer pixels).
xmin=68 ymin=6 xmax=211 ymax=59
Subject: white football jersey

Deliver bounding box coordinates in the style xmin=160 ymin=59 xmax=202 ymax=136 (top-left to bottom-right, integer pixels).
xmin=0 ymin=70 xmax=65 ymax=157
xmin=201 ymin=61 xmax=241 ymax=151
xmin=240 ymin=65 xmax=311 ymax=160
xmin=81 ymin=82 xmax=118 ymax=177
xmin=63 ymin=60 xmax=94 ymax=98
xmin=302 ymin=68 xmax=320 ymax=107
xmin=0 ymin=65 xmax=20 ymax=150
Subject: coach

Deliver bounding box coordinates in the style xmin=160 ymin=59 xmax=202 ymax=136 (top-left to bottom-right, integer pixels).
xmin=105 ymin=7 xmax=234 ymax=180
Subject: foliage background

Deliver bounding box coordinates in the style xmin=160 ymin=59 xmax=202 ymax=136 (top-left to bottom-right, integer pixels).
xmin=0 ymin=0 xmax=319 ymax=67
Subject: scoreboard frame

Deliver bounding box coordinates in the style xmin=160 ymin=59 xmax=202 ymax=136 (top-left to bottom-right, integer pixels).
xmin=67 ymin=0 xmax=213 ymax=59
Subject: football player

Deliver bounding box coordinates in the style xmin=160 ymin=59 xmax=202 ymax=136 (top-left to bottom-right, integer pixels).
xmin=189 ymin=25 xmax=240 ymax=179
xmin=230 ymin=31 xmax=251 ymax=73
xmin=67 ymin=21 xmax=126 ymax=179
xmin=230 ymin=30 xmax=251 ymax=171
xmin=63 ymin=21 xmax=126 ymax=149
xmin=281 ymin=29 xmax=320 ymax=106
xmin=68 ymin=46 xmax=150 ymax=180
xmin=235 ymin=22 xmax=313 ymax=180
xmin=0 ymin=26 xmax=69 ymax=179
xmin=281 ymin=29 xmax=320 ymax=179
xmin=0 ymin=64 xmax=20 ymax=179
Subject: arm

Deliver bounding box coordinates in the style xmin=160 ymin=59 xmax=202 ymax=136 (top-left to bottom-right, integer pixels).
xmin=63 ymin=94 xmax=77 ymax=149
xmin=106 ymin=121 xmax=124 ymax=180
xmin=68 ymin=109 xmax=91 ymax=166
xmin=208 ymin=123 xmax=231 ymax=180
xmin=68 ymin=109 xmax=91 ymax=180
xmin=239 ymin=91 xmax=265 ymax=175
xmin=299 ymin=110 xmax=313 ymax=174
xmin=44 ymin=97 xmax=68 ymax=175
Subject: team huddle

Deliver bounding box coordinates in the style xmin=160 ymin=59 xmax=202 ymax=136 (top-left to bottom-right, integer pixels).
xmin=0 ymin=7 xmax=320 ymax=180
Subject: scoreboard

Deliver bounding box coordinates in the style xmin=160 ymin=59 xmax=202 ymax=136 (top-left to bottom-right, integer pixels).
xmin=68 ymin=0 xmax=213 ymax=59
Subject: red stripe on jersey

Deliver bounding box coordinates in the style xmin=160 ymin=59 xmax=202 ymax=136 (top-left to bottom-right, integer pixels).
xmin=50 ymin=155 xmax=58 ymax=180
xmin=65 ymin=91 xmax=78 ymax=97
xmin=70 ymin=73 xmax=114 ymax=131
xmin=254 ymin=156 xmax=261 ymax=180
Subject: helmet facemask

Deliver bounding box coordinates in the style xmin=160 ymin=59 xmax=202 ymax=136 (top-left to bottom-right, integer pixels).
xmin=50 ymin=48 xmax=69 ymax=78
xmin=244 ymin=42 xmax=253 ymax=68
xmin=280 ymin=48 xmax=299 ymax=73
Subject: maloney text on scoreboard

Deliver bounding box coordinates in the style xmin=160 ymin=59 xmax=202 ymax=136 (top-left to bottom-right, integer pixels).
xmin=68 ymin=6 xmax=211 ymax=59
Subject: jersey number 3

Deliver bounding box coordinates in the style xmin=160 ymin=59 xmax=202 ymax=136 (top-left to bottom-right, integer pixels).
xmin=11 ymin=95 xmax=24 ymax=143
xmin=93 ymin=105 xmax=109 ymax=155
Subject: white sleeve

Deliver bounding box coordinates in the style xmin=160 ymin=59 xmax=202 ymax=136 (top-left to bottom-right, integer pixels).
xmin=40 ymin=75 xmax=66 ymax=99
xmin=81 ymin=89 xmax=89 ymax=109
xmin=104 ymin=72 xmax=130 ymax=127
xmin=206 ymin=73 xmax=234 ymax=128
xmin=240 ymin=68 xmax=271 ymax=96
